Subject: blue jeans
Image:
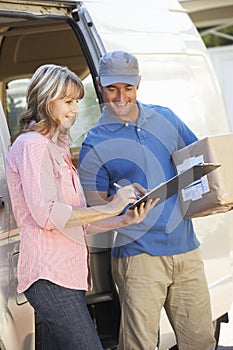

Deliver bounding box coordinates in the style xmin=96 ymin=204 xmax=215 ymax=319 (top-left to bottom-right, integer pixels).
xmin=24 ymin=279 xmax=103 ymax=350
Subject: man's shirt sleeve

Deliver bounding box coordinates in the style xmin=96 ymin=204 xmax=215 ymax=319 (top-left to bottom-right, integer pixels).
xmin=79 ymin=139 xmax=110 ymax=192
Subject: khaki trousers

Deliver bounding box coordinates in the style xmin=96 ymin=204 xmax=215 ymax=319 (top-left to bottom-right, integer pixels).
xmin=112 ymin=248 xmax=216 ymax=350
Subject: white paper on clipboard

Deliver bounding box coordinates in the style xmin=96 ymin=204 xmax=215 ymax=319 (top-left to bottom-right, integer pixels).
xmin=129 ymin=163 xmax=220 ymax=209
xmin=176 ymin=155 xmax=210 ymax=201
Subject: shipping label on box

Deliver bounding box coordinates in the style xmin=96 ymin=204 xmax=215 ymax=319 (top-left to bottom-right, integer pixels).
xmin=172 ymin=134 xmax=233 ymax=218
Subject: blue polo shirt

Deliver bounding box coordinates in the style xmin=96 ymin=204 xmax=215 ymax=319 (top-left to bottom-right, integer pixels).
xmin=78 ymin=102 xmax=200 ymax=257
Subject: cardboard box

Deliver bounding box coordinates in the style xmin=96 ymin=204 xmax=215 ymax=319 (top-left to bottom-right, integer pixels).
xmin=172 ymin=134 xmax=233 ymax=218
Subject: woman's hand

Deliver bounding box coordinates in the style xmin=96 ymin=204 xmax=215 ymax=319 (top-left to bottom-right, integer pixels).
xmin=121 ymin=197 xmax=160 ymax=225
xmin=110 ymin=184 xmax=137 ymax=212
xmin=84 ymin=192 xmax=159 ymax=235
xmin=110 ymin=182 xmax=157 ymax=216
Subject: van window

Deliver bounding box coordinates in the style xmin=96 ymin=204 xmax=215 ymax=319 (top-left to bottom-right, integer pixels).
xmin=6 ymin=78 xmax=30 ymax=136
xmin=70 ymin=74 xmax=101 ymax=147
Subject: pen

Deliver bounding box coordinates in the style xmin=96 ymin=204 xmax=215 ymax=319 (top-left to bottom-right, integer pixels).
xmin=113 ymin=182 xmax=122 ymax=189
xmin=113 ymin=183 xmax=142 ymax=199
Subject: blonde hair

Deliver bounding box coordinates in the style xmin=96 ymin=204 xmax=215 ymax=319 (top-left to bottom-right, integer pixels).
xmin=12 ymin=64 xmax=84 ymax=141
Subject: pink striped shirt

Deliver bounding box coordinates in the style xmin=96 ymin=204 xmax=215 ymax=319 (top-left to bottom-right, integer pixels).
xmin=6 ymin=131 xmax=91 ymax=293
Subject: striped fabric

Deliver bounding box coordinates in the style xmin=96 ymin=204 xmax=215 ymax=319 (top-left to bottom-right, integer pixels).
xmin=6 ymin=132 xmax=91 ymax=293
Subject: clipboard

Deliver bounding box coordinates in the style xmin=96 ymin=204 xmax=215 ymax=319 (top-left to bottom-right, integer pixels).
xmin=129 ymin=163 xmax=220 ymax=209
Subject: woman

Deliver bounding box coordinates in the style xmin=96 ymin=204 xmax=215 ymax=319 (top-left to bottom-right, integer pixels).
xmin=6 ymin=64 xmax=157 ymax=350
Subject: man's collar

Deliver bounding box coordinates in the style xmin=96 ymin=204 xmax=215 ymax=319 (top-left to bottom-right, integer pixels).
xmin=98 ymin=101 xmax=153 ymax=132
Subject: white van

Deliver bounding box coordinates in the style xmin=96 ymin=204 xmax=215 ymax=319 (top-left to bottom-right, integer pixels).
xmin=0 ymin=1 xmax=232 ymax=349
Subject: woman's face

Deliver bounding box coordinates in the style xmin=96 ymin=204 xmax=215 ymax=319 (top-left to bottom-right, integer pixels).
xmin=49 ymin=84 xmax=80 ymax=131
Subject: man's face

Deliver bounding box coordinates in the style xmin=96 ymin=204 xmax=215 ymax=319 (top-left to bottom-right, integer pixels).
xmin=101 ymin=83 xmax=138 ymax=120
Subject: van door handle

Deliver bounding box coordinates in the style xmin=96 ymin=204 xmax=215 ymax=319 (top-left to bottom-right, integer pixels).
xmin=0 ymin=197 xmax=5 ymax=209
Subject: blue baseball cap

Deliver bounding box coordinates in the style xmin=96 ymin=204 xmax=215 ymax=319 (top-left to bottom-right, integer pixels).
xmin=99 ymin=51 xmax=140 ymax=87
